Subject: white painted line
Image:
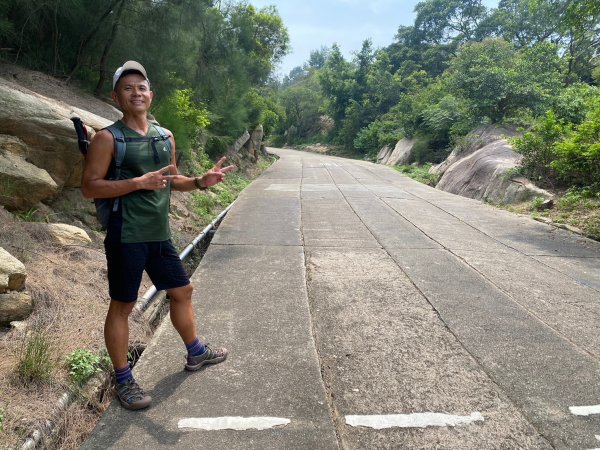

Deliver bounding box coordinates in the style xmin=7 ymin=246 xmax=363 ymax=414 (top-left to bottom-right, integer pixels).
xmin=569 ymin=405 xmax=600 ymax=416
xmin=265 ymin=184 xmax=298 ymax=192
xmin=178 ymin=417 xmax=290 ymax=431
xmin=345 ymin=412 xmax=484 ymax=430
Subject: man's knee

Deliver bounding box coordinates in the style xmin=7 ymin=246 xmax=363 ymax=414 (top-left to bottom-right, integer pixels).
xmin=107 ymin=300 xmax=136 ymax=319
xmin=168 ymin=283 xmax=193 ymax=303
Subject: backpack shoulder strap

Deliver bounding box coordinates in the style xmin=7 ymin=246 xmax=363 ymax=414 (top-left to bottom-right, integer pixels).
xmin=104 ymin=123 xmax=127 ymax=213
xmin=152 ymin=124 xmax=172 ymax=153
xmin=105 ymin=123 xmax=127 ymax=174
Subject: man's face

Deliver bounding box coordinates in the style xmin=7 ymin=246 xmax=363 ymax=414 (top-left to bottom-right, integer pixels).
xmin=112 ymin=73 xmax=153 ymax=113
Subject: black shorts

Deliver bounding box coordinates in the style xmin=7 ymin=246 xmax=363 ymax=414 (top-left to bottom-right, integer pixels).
xmin=104 ymin=239 xmax=190 ymax=302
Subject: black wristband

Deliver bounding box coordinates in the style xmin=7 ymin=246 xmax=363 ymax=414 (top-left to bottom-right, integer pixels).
xmin=194 ymin=177 xmax=207 ymax=190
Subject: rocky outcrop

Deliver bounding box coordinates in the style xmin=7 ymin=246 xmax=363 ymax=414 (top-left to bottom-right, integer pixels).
xmin=381 ymin=138 xmax=416 ymax=166
xmin=0 ymin=292 xmax=33 ymax=326
xmin=0 ymin=139 xmax=59 ymax=209
xmin=229 ymin=126 xmax=267 ymax=160
xmin=0 ymin=246 xmax=26 ymax=293
xmin=0 ymin=77 xmax=113 ymax=210
xmin=232 ymin=130 xmax=251 ymax=153
xmin=430 ymin=126 xmax=521 ymax=177
xmin=45 ymin=223 xmax=92 ymax=245
xmin=0 ymin=246 xmax=31 ymax=325
xmin=377 ymin=144 xmax=393 ymax=164
xmin=435 ymin=137 xmax=552 ymax=204
xmin=244 ymin=125 xmax=264 ymax=160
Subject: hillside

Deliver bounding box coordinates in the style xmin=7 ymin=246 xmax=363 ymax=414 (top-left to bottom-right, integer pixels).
xmin=0 ymin=63 xmax=268 ymax=449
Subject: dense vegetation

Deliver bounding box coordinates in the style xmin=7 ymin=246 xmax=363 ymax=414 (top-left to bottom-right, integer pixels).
xmin=0 ymin=0 xmax=598 ymax=194
xmin=0 ymin=0 xmax=289 ymax=160
xmin=270 ymin=0 xmax=599 ymax=195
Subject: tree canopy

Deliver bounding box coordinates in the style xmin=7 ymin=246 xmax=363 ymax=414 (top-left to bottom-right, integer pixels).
xmin=269 ymin=0 xmax=599 ymax=190
xmin=0 ymin=0 xmax=289 ymax=156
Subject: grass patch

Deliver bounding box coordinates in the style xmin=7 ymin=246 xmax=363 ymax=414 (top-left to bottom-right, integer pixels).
xmin=17 ymin=331 xmax=54 ymax=384
xmin=506 ymin=188 xmax=600 ymax=241
xmin=192 ymin=168 xmax=252 ymax=222
xmin=16 ymin=208 xmax=41 ymax=222
xmin=0 ymin=403 xmax=5 ymax=432
xmin=393 ymin=164 xmax=440 ymax=187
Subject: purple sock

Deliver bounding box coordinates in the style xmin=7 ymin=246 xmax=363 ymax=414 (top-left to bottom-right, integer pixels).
xmin=115 ymin=365 xmax=132 ymax=384
xmin=185 ymin=338 xmax=206 ymax=357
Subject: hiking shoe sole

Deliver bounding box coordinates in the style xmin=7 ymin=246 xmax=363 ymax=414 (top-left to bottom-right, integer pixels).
xmin=119 ymin=396 xmax=152 ymax=411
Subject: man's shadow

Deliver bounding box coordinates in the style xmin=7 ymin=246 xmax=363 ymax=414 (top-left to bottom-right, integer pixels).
xmin=82 ymin=369 xmax=196 ymax=449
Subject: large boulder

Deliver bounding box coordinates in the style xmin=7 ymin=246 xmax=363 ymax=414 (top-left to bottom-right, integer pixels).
xmin=45 ymin=223 xmax=92 ymax=245
xmin=0 ymin=292 xmax=33 ymax=326
xmin=430 ymin=125 xmax=520 ymax=176
xmin=435 ymin=139 xmax=552 ymax=204
xmin=385 ymin=138 xmax=416 ymax=166
xmin=377 ymin=144 xmax=393 ymax=164
xmin=0 ymin=78 xmax=113 ymax=199
xmin=0 ymin=141 xmax=59 ymax=209
xmin=0 ymin=246 xmax=26 ymax=293
xmin=232 ymin=130 xmax=251 ymax=153
xmin=244 ymin=125 xmax=264 ymax=160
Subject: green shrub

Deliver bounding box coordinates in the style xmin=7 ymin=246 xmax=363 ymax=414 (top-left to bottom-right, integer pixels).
xmin=552 ymin=83 xmax=600 ymax=124
xmin=153 ymin=88 xmax=210 ymax=162
xmin=353 ymin=119 xmax=402 ymax=158
xmin=409 ymin=136 xmax=449 ymax=165
xmin=421 ymin=94 xmax=474 ymax=143
xmin=551 ymin=108 xmax=600 ymax=187
xmin=511 ymin=111 xmax=569 ymax=187
xmin=18 ymin=332 xmax=53 ymax=383
xmin=192 ymin=191 xmax=217 ymax=223
xmin=66 ymin=349 xmax=110 ymax=385
xmin=529 ymin=196 xmax=546 ymax=211
xmin=557 ymin=187 xmax=598 ymax=210
xmin=393 ymin=164 xmax=440 ymax=187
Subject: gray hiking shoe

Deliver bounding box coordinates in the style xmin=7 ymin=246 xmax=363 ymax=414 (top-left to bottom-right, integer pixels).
xmin=115 ymin=379 xmax=152 ymax=410
xmin=185 ymin=344 xmax=228 ymax=371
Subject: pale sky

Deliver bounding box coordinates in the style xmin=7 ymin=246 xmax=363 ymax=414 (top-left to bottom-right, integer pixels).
xmin=249 ymin=0 xmax=499 ymax=76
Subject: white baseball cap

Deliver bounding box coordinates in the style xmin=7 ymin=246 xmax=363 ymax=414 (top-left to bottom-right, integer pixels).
xmin=112 ymin=61 xmax=149 ymax=90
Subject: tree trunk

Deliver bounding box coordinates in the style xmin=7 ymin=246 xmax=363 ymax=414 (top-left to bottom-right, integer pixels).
xmin=94 ymin=0 xmax=126 ymax=95
xmin=67 ymin=0 xmax=122 ymax=82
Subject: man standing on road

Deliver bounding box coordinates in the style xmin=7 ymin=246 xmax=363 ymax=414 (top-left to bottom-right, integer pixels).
xmin=81 ymin=61 xmax=235 ymax=410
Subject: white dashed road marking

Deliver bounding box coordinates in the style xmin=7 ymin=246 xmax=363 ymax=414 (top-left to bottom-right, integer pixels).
xmin=569 ymin=405 xmax=600 ymax=416
xmin=178 ymin=417 xmax=290 ymax=431
xmin=345 ymin=412 xmax=484 ymax=430
xmin=265 ymin=184 xmax=298 ymax=191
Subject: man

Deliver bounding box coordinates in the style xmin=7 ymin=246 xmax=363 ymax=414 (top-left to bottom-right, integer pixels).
xmin=81 ymin=61 xmax=235 ymax=410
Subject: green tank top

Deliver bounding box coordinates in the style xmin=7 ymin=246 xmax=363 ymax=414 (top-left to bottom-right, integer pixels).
xmin=115 ymin=121 xmax=172 ymax=243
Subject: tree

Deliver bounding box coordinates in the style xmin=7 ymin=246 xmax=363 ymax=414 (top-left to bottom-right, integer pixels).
xmin=308 ymin=46 xmax=329 ymax=69
xmin=278 ymin=72 xmax=324 ymax=143
xmin=560 ymin=0 xmax=600 ymax=82
xmin=446 ymin=39 xmax=564 ymax=122
xmin=488 ymin=0 xmax=566 ymax=47
xmin=318 ymin=44 xmax=356 ymax=126
xmin=413 ymin=0 xmax=489 ymax=45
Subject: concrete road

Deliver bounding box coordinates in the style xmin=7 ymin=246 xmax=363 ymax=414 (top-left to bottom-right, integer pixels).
xmin=83 ymin=148 xmax=600 ymax=449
